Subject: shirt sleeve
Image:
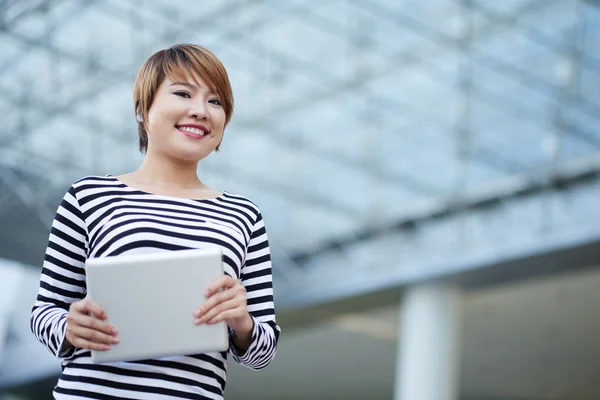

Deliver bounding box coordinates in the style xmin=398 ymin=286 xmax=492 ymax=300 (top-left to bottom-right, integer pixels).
xmin=229 ymin=212 xmax=280 ymax=370
xmin=30 ymin=185 xmax=88 ymax=359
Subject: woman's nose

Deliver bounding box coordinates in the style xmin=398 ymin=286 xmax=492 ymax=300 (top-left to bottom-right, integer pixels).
xmin=188 ymin=103 xmax=208 ymax=120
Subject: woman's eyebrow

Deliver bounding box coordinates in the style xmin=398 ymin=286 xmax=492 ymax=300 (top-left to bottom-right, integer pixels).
xmin=169 ymin=82 xmax=197 ymax=89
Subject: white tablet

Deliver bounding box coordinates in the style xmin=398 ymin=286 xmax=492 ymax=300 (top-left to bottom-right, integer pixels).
xmin=85 ymin=247 xmax=229 ymax=364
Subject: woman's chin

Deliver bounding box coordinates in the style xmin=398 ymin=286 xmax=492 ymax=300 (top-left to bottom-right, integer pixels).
xmin=171 ymin=147 xmax=214 ymax=163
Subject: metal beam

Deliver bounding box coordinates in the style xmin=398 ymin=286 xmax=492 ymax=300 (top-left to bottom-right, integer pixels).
xmin=0 ymin=0 xmax=92 ymax=77
xmin=278 ymin=218 xmax=600 ymax=310
xmin=3 ymin=0 xmax=597 ymax=219
xmin=585 ymin=0 xmax=600 ymax=8
xmin=0 ymin=0 xmax=55 ymax=29
xmin=1 ymin=0 xmax=568 ymax=185
xmin=0 ymin=0 xmax=276 ymax=175
xmin=0 ymin=141 xmax=360 ymax=219
xmin=550 ymin=0 xmax=588 ymax=171
xmin=450 ymin=0 xmax=476 ymax=251
xmin=0 ymin=15 xmax=123 ymax=78
xmin=290 ymin=155 xmax=600 ymax=265
xmin=0 ymin=84 xmax=130 ymax=147
xmin=350 ymin=0 xmax=600 ymax=122
xmin=94 ymin=0 xmax=600 ymax=187
xmin=0 ymin=0 xmax=267 ymax=147
xmin=471 ymin=0 xmax=600 ymax=75
xmin=227 ymin=0 xmax=597 ymax=177
xmin=0 ymin=168 xmax=56 ymax=228
xmin=201 ymin=159 xmax=361 ymax=216
xmin=22 ymin=0 xmax=450 ymax=197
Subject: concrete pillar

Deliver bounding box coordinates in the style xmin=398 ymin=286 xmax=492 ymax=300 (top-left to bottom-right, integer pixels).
xmin=394 ymin=283 xmax=461 ymax=400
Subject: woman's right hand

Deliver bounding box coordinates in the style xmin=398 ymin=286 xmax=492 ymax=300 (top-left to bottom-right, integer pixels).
xmin=64 ymin=298 xmax=120 ymax=351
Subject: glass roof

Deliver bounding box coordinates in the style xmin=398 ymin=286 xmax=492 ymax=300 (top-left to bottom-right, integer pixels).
xmin=1 ymin=0 xmax=599 ymax=277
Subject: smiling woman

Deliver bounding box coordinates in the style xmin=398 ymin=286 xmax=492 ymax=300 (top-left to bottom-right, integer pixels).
xmin=29 ymin=44 xmax=280 ymax=400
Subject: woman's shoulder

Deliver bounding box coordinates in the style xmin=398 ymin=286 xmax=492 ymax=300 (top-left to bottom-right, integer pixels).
xmin=71 ymin=174 xmax=115 ymax=184
xmin=65 ymin=175 xmax=121 ymax=195
xmin=220 ymin=191 xmax=263 ymax=217
xmin=68 ymin=174 xmax=117 ymax=188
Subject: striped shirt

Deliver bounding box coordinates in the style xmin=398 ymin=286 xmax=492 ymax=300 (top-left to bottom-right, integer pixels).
xmin=30 ymin=175 xmax=280 ymax=399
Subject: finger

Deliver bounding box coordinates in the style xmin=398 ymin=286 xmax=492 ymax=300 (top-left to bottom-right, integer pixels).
xmin=204 ymin=307 xmax=247 ymax=325
xmin=69 ymin=313 xmax=118 ymax=336
xmin=73 ymin=299 xmax=107 ymax=320
xmin=195 ymin=298 xmax=241 ymax=325
xmin=204 ymin=275 xmax=236 ymax=298
xmin=195 ymin=287 xmax=238 ymax=318
xmin=70 ymin=325 xmax=120 ymax=345
xmin=69 ymin=336 xmax=112 ymax=351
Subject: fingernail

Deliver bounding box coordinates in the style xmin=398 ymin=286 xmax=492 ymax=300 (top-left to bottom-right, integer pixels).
xmin=113 ymin=338 xmax=120 ymax=344
xmin=195 ymin=319 xmax=202 ymax=325
xmin=103 ymin=345 xmax=111 ymax=350
xmin=112 ymin=327 xmax=119 ymax=335
xmin=194 ymin=310 xmax=200 ymax=317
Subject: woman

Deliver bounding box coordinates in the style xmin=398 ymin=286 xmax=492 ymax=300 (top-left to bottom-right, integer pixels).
xmin=30 ymin=44 xmax=280 ymax=399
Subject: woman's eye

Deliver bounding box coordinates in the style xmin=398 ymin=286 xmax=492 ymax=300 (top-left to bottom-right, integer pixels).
xmin=209 ymin=98 xmax=222 ymax=106
xmin=174 ymin=91 xmax=191 ymax=98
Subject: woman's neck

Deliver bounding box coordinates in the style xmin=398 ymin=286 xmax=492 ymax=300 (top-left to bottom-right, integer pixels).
xmin=133 ymin=152 xmax=202 ymax=188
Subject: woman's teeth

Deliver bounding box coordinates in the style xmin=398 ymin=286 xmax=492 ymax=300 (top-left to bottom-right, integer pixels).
xmin=178 ymin=126 xmax=205 ymax=136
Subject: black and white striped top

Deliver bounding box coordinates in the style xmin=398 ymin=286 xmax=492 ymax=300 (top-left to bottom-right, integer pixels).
xmin=30 ymin=175 xmax=280 ymax=399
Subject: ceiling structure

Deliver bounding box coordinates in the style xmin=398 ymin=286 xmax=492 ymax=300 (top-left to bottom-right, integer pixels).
xmin=1 ymin=0 xmax=600 ymax=298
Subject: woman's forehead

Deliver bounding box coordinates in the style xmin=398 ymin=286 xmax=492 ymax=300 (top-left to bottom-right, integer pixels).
xmin=165 ymin=68 xmax=213 ymax=90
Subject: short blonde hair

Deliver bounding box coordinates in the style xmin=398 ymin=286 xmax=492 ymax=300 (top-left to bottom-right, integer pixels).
xmin=133 ymin=44 xmax=234 ymax=153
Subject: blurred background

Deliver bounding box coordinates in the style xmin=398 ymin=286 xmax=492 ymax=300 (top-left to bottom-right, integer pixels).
xmin=1 ymin=0 xmax=600 ymax=399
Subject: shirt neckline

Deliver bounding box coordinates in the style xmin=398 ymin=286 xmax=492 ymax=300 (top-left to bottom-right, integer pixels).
xmin=107 ymin=175 xmax=227 ymax=202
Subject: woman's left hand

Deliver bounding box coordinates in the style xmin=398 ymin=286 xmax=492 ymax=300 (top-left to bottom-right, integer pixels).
xmin=194 ymin=275 xmax=253 ymax=336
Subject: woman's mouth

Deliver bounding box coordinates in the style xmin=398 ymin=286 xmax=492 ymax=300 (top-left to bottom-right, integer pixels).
xmin=176 ymin=125 xmax=209 ymax=139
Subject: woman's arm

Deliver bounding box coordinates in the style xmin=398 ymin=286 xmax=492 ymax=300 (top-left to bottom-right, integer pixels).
xmin=194 ymin=211 xmax=280 ymax=368
xmin=229 ymin=212 xmax=280 ymax=370
xmin=30 ymin=185 xmax=88 ymax=358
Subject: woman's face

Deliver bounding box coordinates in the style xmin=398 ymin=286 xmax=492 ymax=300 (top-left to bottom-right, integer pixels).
xmin=145 ymin=72 xmax=226 ymax=162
